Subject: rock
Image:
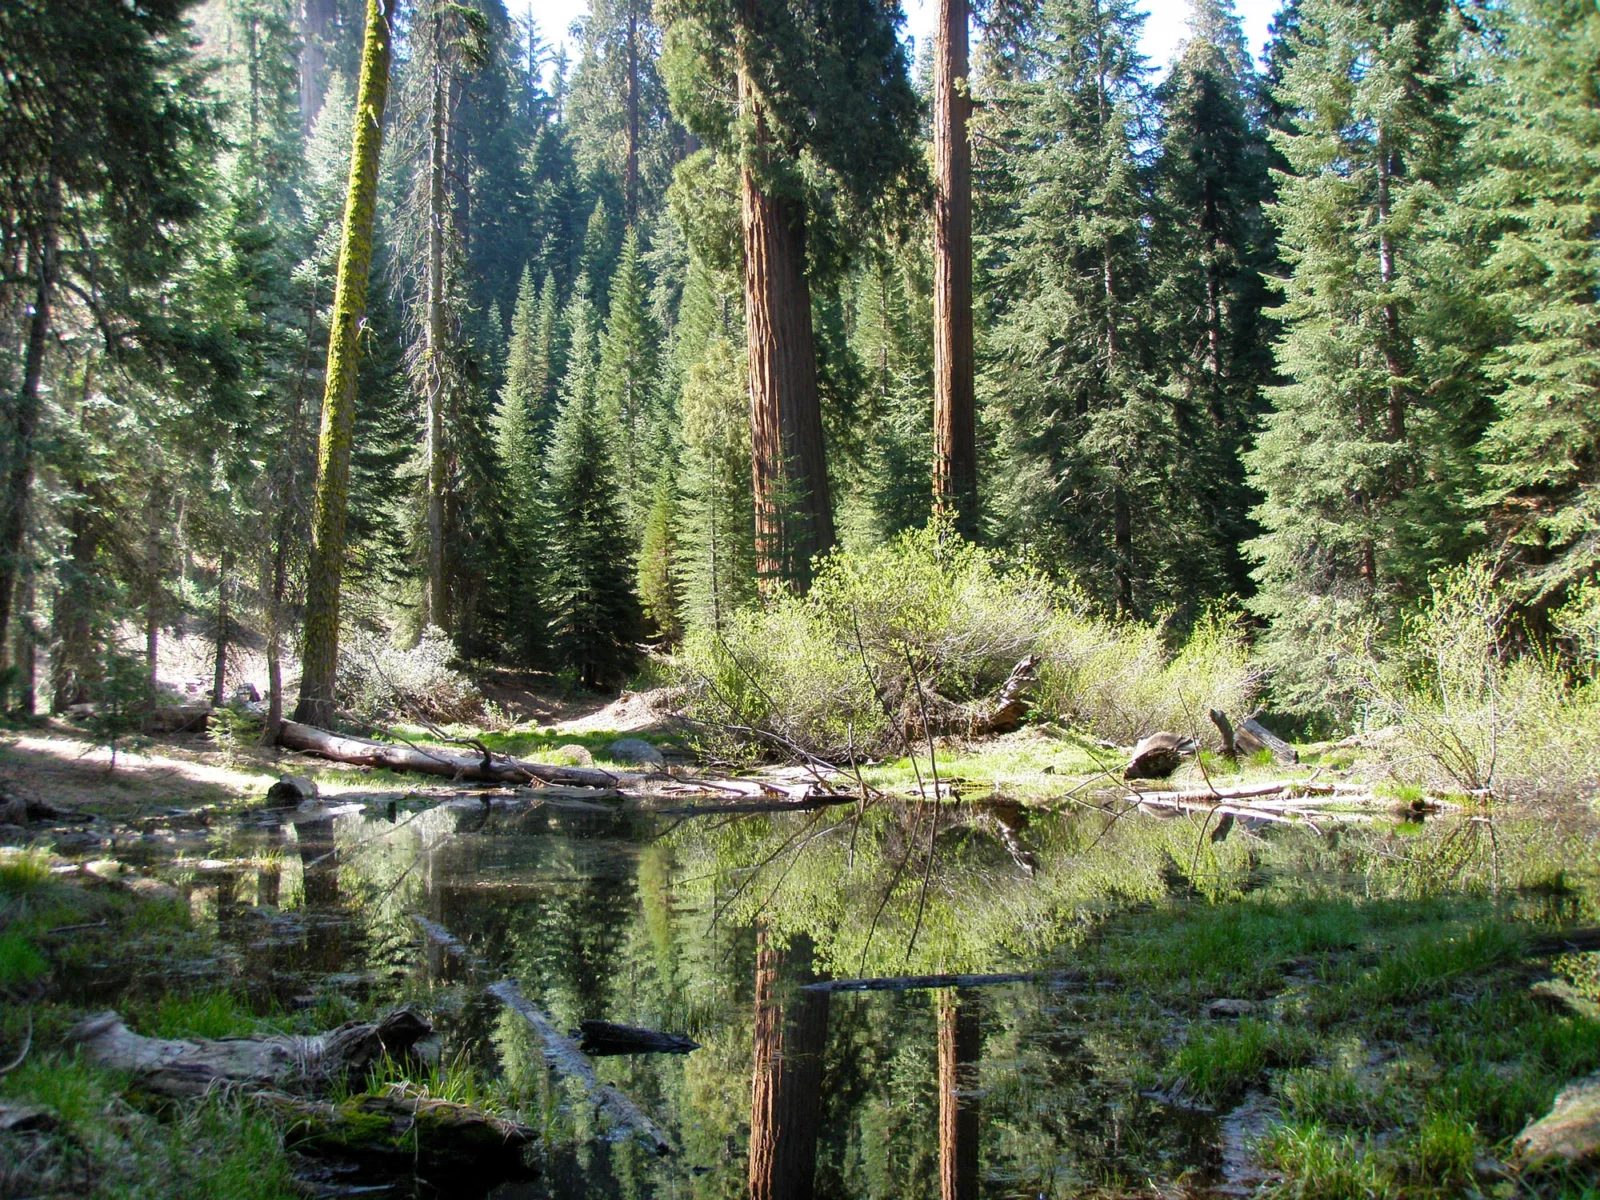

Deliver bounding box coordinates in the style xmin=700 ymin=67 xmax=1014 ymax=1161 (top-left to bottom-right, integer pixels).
xmin=1206 ymin=998 xmax=1257 ymax=1018
xmin=264 ymin=776 xmax=318 ymax=807
xmin=552 ymin=744 xmax=594 ymax=767
xmin=607 ymin=738 xmax=665 ymax=768
xmin=1514 ymin=1073 xmax=1600 ymax=1168
xmin=232 ymin=682 xmax=261 ymax=703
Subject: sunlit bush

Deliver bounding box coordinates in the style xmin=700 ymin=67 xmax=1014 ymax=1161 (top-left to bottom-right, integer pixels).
xmin=676 ymin=526 xmax=1260 ymax=759
xmin=336 ymin=625 xmax=483 ymax=725
xmin=1350 ymin=563 xmax=1600 ymax=803
xmin=1035 ymin=602 xmax=1259 ymax=745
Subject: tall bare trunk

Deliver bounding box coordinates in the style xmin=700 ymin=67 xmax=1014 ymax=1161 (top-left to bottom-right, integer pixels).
xmin=932 ymin=0 xmax=977 ymax=537
xmin=1375 ymin=136 xmax=1406 ymax=447
xmin=15 ymin=567 xmax=35 ymax=715
xmin=298 ymin=0 xmax=338 ymax=134
xmin=0 ymin=174 xmax=57 ymax=670
xmin=739 ymin=74 xmax=834 ymax=591
xmin=296 ymin=0 xmax=399 ymax=726
xmin=212 ymin=552 xmax=231 ymax=706
xmin=52 ymin=483 xmax=97 ymax=714
xmin=625 ymin=2 xmax=640 ymax=224
xmin=748 ymin=928 xmax=831 ymax=1200
xmin=424 ymin=33 xmax=450 ymax=633
xmin=937 ymin=989 xmax=981 ymax=1200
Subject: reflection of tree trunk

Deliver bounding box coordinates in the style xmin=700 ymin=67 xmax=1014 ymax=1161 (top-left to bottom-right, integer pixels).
xmin=937 ymin=989 xmax=980 ymax=1200
xmin=749 ymin=928 xmax=831 ymax=1200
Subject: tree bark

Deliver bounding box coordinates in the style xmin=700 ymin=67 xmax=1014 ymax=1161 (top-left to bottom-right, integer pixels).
xmin=424 ymin=18 xmax=449 ymax=634
xmin=937 ymin=989 xmax=980 ymax=1200
xmin=0 ymin=176 xmax=57 ymax=669
xmin=739 ymin=72 xmax=834 ymax=592
xmin=212 ymin=551 xmax=231 ymax=706
xmin=298 ymin=0 xmax=339 ymax=134
xmin=51 ymin=480 xmax=98 ymax=713
xmin=625 ymin=1 xmax=640 ymax=224
xmin=296 ymin=0 xmax=400 ymax=726
xmin=748 ymin=928 xmax=831 ymax=1200
xmin=932 ymin=0 xmax=977 ymax=538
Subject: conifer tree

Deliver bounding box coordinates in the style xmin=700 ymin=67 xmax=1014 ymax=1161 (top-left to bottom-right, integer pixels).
xmin=1465 ymin=0 xmax=1600 ymax=610
xmin=980 ymin=0 xmax=1188 ymax=616
xmin=495 ymin=266 xmax=550 ymax=662
xmin=533 ymin=272 xmax=566 ymax=444
xmin=544 ymin=286 xmax=643 ymax=688
xmin=675 ymin=337 xmax=757 ymax=636
xmin=597 ymin=227 xmax=663 ymax=519
xmin=1243 ymin=0 xmax=1485 ymax=710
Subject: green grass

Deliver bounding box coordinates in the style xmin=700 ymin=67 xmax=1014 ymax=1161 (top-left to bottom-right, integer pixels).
xmin=0 ymin=930 xmax=47 ymax=987
xmin=0 ymin=847 xmax=53 ymax=895
xmin=127 ymin=989 xmax=260 ymax=1040
xmin=1170 ymin=1018 xmax=1318 ymax=1103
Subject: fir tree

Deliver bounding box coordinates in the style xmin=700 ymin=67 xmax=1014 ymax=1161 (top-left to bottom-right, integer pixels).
xmin=1465 ymin=0 xmax=1600 ymax=611
xmin=1243 ymin=0 xmax=1486 ymax=711
xmin=495 ymin=266 xmax=550 ymax=662
xmin=544 ymin=292 xmax=643 ymax=688
xmin=597 ymin=227 xmax=663 ymax=519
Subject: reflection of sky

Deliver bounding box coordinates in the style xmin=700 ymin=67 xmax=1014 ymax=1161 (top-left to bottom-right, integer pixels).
xmin=524 ymin=0 xmax=1282 ymax=83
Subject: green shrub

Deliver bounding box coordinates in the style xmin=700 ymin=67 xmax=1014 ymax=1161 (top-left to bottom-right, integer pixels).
xmin=676 ymin=526 xmax=1260 ymax=758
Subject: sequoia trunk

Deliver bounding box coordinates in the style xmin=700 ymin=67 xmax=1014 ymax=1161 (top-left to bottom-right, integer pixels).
xmin=932 ymin=0 xmax=977 ymax=536
xmin=739 ymin=78 xmax=834 ymax=590
xmin=937 ymin=989 xmax=981 ymax=1200
xmin=296 ymin=0 xmax=399 ymax=725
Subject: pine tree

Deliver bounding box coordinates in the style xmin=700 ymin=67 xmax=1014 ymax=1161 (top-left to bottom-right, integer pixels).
xmin=544 ymin=289 xmax=643 ymax=688
xmin=1243 ymin=0 xmax=1486 ymax=711
xmin=597 ymin=227 xmax=662 ymax=520
xmin=1465 ymin=0 xmax=1600 ymax=611
xmin=637 ymin=462 xmax=682 ymax=641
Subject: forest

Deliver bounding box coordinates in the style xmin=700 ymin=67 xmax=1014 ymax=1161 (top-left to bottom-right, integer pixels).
xmin=1 ymin=0 xmax=1599 ymax=1197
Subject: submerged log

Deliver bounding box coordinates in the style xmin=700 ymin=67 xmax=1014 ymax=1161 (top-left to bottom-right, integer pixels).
xmin=65 ymin=1007 xmax=431 ymax=1097
xmin=487 ymin=979 xmax=673 ymax=1156
xmin=576 ymin=1020 xmax=700 ymax=1057
xmin=801 ymin=969 xmax=1083 ymax=994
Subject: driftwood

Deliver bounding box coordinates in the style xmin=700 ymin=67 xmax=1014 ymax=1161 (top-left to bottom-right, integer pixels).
xmin=1235 ymin=714 xmax=1299 ymax=765
xmin=576 ymin=1020 xmax=700 ymax=1057
xmin=487 ymin=979 xmax=673 ymax=1156
xmin=905 ymin=655 xmax=1040 ymax=739
xmin=260 ymin=1087 xmax=536 ymax=1179
xmin=800 ymin=969 xmax=1084 ymax=994
xmin=65 ymin=1006 xmax=431 ymax=1097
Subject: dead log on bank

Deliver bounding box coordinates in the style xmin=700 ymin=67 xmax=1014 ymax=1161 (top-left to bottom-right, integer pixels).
xmin=277 ymin=720 xmax=634 ymax=788
xmin=1235 ymin=714 xmax=1299 ymax=765
xmin=487 ymin=979 xmax=673 ymax=1156
xmin=65 ymin=1007 xmax=432 ymax=1097
xmin=904 ymin=655 xmax=1041 ymax=740
xmin=576 ymin=1020 xmax=699 ymax=1057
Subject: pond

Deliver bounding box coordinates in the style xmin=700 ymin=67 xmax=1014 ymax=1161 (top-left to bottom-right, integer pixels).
xmin=64 ymin=788 xmax=1599 ymax=1199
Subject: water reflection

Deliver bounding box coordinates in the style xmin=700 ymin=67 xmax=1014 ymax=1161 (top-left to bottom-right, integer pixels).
xmin=79 ymin=790 xmax=1592 ymax=1198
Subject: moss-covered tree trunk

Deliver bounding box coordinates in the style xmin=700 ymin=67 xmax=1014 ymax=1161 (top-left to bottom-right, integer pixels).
xmin=738 ymin=72 xmax=834 ymax=592
xmin=932 ymin=0 xmax=977 ymax=538
xmin=295 ymin=0 xmax=399 ymax=726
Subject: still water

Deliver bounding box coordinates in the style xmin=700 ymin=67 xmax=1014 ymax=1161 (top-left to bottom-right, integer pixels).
xmin=71 ymin=790 xmax=1529 ymax=1198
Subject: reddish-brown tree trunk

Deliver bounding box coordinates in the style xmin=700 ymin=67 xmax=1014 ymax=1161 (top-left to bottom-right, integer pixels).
xmin=748 ymin=928 xmax=831 ymax=1200
xmin=932 ymin=0 xmax=977 ymax=537
xmin=937 ymin=989 xmax=981 ymax=1200
xmin=298 ymin=0 xmax=338 ymax=133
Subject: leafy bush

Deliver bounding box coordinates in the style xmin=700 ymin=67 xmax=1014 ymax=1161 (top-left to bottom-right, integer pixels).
xmin=676 ymin=526 xmax=1260 ymax=758
xmin=1349 ymin=563 xmax=1600 ymax=802
xmin=336 ymin=626 xmax=483 ymax=724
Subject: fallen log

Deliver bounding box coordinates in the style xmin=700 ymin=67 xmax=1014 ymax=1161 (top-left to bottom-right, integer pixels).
xmin=412 ymin=914 xmax=476 ymax=965
xmin=487 ymin=979 xmax=673 ymax=1156
xmin=576 ymin=1020 xmax=700 ymax=1057
xmin=277 ymin=720 xmax=635 ymax=789
xmin=801 ymin=969 xmax=1084 ymax=994
xmin=1236 ymin=715 xmax=1299 ymax=765
xmin=65 ymin=1006 xmax=431 ymax=1097
xmin=903 ymin=655 xmax=1041 ymax=740
xmin=260 ymin=1086 xmax=537 ymax=1180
